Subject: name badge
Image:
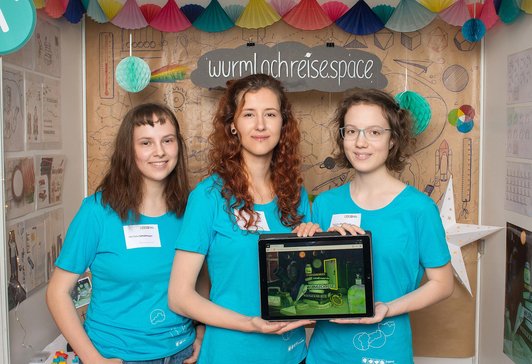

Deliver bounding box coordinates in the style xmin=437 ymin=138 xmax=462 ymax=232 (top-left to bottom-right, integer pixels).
xmin=234 ymin=209 xmax=271 ymax=231
xmin=329 ymin=213 xmax=361 ymax=229
xmin=123 ymin=224 xmax=161 ymax=249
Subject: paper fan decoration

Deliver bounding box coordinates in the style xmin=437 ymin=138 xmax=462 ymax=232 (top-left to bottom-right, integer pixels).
xmin=419 ymin=0 xmax=454 ymax=12
xmin=283 ymin=0 xmax=332 ymax=30
xmin=140 ymin=4 xmax=161 ymax=23
xmin=336 ymin=0 xmax=383 ymax=35
xmin=385 ymin=0 xmax=437 ymax=32
xmin=181 ymin=4 xmax=204 ymax=23
xmin=150 ymin=0 xmax=192 ymax=32
xmin=322 ymin=1 xmax=349 ymax=22
xmin=116 ymin=56 xmax=151 ymax=93
xmin=462 ymin=18 xmax=486 ymax=42
xmin=193 ymin=0 xmax=233 ymax=32
xmin=235 ymin=0 xmax=280 ymax=29
xmin=372 ymin=4 xmax=395 ymax=24
xmin=395 ymin=91 xmax=431 ymax=135
xmin=151 ymin=64 xmax=188 ymax=83
xmin=82 ymin=0 xmax=90 ymax=10
xmin=97 ymin=0 xmax=123 ymax=20
xmin=270 ymin=0 xmax=296 ymax=16
xmin=34 ymin=0 xmax=46 ymax=9
xmin=439 ymin=0 xmax=471 ymax=26
xmin=224 ymin=4 xmax=245 ymax=22
xmin=479 ymin=0 xmax=499 ymax=28
xmin=87 ymin=0 xmax=109 ymax=23
xmin=468 ymin=2 xmax=484 ymax=17
xmin=44 ymin=0 xmax=67 ymax=18
xmin=522 ymin=0 xmax=532 ymax=13
xmin=111 ymin=0 xmax=148 ymax=29
xmin=498 ymin=0 xmax=522 ymax=23
xmin=64 ymin=0 xmax=86 ymax=23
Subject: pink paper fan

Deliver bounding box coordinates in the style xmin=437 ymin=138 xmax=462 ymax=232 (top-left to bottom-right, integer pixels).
xmin=140 ymin=4 xmax=162 ymax=24
xmin=283 ymin=0 xmax=333 ymax=30
xmin=150 ymin=0 xmax=192 ymax=32
xmin=322 ymin=1 xmax=348 ymax=22
xmin=270 ymin=0 xmax=296 ymax=16
xmin=111 ymin=0 xmax=148 ymax=29
xmin=479 ymin=0 xmax=499 ymax=29
xmin=44 ymin=0 xmax=67 ymax=18
xmin=467 ymin=2 xmax=484 ymax=18
xmin=439 ymin=0 xmax=471 ymax=26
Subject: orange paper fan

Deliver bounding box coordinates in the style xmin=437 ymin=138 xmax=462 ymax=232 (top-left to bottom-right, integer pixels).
xmin=150 ymin=0 xmax=192 ymax=32
xmin=283 ymin=0 xmax=333 ymax=30
xmin=44 ymin=0 xmax=67 ymax=18
xmin=235 ymin=0 xmax=280 ymax=29
xmin=140 ymin=4 xmax=161 ymax=23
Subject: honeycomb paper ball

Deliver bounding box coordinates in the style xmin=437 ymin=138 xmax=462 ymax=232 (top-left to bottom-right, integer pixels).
xmin=461 ymin=18 xmax=486 ymax=42
xmin=395 ymin=91 xmax=432 ymax=136
xmin=115 ymin=56 xmax=151 ymax=93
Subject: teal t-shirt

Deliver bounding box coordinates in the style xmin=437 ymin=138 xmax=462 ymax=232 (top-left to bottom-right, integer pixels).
xmin=307 ymin=183 xmax=450 ymax=364
xmin=176 ymin=175 xmax=309 ymax=364
xmin=56 ymin=193 xmax=194 ymax=361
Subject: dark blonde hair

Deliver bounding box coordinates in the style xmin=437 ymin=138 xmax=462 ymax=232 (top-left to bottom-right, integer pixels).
xmin=332 ymin=88 xmax=414 ymax=173
xmin=208 ymin=74 xmax=303 ymax=229
xmin=97 ymin=103 xmax=189 ymax=221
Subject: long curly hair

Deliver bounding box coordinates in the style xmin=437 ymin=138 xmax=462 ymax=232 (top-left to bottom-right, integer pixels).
xmin=332 ymin=88 xmax=415 ymax=173
xmin=96 ymin=103 xmax=190 ymax=221
xmin=208 ymin=74 xmax=303 ymax=229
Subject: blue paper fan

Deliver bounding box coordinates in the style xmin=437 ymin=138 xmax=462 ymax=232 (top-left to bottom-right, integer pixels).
xmin=181 ymin=4 xmax=204 ymax=23
xmin=372 ymin=4 xmax=395 ymax=24
xmin=87 ymin=0 xmax=108 ymax=23
xmin=461 ymin=18 xmax=486 ymax=42
xmin=498 ymin=0 xmax=522 ymax=23
xmin=336 ymin=0 xmax=384 ymax=35
xmin=193 ymin=0 xmax=234 ymax=32
xmin=64 ymin=0 xmax=86 ymax=23
xmin=386 ymin=0 xmax=437 ymax=32
xmin=395 ymin=91 xmax=432 ymax=136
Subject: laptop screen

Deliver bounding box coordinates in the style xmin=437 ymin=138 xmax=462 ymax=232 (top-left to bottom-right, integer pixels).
xmin=258 ymin=232 xmax=374 ymax=321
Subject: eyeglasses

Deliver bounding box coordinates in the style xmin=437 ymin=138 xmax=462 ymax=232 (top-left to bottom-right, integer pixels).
xmin=339 ymin=126 xmax=392 ymax=141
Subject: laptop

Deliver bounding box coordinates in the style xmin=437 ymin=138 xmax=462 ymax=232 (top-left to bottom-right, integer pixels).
xmin=258 ymin=232 xmax=374 ymax=321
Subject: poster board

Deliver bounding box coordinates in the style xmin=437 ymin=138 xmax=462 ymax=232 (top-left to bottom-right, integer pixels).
xmin=85 ymin=18 xmax=481 ymax=357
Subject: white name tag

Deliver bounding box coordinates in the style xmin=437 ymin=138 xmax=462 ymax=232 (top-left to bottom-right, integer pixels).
xmin=123 ymin=224 xmax=161 ymax=249
xmin=329 ymin=213 xmax=361 ymax=229
xmin=234 ymin=209 xmax=271 ymax=231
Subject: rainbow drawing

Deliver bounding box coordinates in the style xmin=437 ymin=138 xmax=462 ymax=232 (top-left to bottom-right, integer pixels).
xmin=150 ymin=64 xmax=188 ymax=83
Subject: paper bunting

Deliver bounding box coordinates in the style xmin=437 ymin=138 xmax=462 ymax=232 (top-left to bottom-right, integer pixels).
xmin=235 ymin=0 xmax=280 ymax=29
xmin=322 ymin=1 xmax=349 ymax=22
xmin=111 ymin=0 xmax=148 ymax=29
xmin=467 ymin=2 xmax=484 ymax=18
xmin=87 ymin=0 xmax=108 ymax=23
xmin=44 ymin=0 xmax=68 ymax=18
xmin=522 ymin=0 xmax=532 ymax=13
xmin=283 ymin=0 xmax=332 ymax=30
xmin=224 ymin=4 xmax=245 ymax=22
xmin=479 ymin=0 xmax=500 ymax=29
xmin=336 ymin=0 xmax=384 ymax=35
xmin=419 ymin=0 xmax=454 ymax=13
xmin=139 ymin=4 xmax=161 ymax=24
xmin=395 ymin=91 xmax=431 ymax=136
xmin=150 ymin=0 xmax=192 ymax=33
xmin=439 ymin=176 xmax=502 ymax=295
xmin=462 ymin=18 xmax=486 ymax=42
xmin=193 ymin=0 xmax=233 ymax=33
xmin=181 ymin=4 xmax=204 ymax=23
xmin=498 ymin=0 xmax=522 ymax=23
xmin=97 ymin=0 xmax=123 ymax=20
xmin=372 ymin=4 xmax=395 ymax=24
xmin=386 ymin=0 xmax=437 ymax=32
xmin=439 ymin=0 xmax=471 ymax=26
xmin=82 ymin=0 xmax=90 ymax=9
xmin=116 ymin=56 xmax=151 ymax=93
xmin=270 ymin=0 xmax=296 ymax=17
xmin=64 ymin=0 xmax=86 ymax=23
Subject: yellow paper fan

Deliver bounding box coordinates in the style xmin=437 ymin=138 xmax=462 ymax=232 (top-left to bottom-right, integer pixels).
xmin=98 ymin=0 xmax=124 ymax=20
xmin=235 ymin=0 xmax=281 ymax=29
xmin=34 ymin=0 xmax=46 ymax=9
xmin=521 ymin=0 xmax=532 ymax=13
xmin=419 ymin=0 xmax=455 ymax=12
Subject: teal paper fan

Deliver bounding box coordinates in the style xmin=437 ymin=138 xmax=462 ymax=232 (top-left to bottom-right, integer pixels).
xmin=372 ymin=4 xmax=395 ymax=24
xmin=193 ymin=0 xmax=234 ymax=32
xmin=224 ymin=4 xmax=245 ymax=22
xmin=87 ymin=0 xmax=108 ymax=23
xmin=116 ymin=56 xmax=151 ymax=93
xmin=386 ymin=0 xmax=437 ymax=32
xmin=498 ymin=0 xmax=522 ymax=23
xmin=395 ymin=91 xmax=432 ymax=135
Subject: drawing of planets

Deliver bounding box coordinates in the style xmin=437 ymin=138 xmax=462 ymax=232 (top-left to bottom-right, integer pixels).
xmin=442 ymin=64 xmax=469 ymax=92
xmin=448 ymin=105 xmax=475 ymax=133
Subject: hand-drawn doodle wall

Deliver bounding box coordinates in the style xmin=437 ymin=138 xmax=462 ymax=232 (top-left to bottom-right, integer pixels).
xmin=86 ymin=18 xmax=480 ymax=357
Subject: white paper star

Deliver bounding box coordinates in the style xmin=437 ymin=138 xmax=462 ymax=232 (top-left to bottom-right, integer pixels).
xmin=439 ymin=176 xmax=502 ymax=295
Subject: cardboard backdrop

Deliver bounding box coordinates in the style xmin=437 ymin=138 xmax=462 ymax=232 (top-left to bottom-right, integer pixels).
xmin=86 ymin=18 xmax=481 ymax=357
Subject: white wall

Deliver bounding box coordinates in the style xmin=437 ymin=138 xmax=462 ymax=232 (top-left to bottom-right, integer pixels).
xmin=479 ymin=15 xmax=532 ymax=364
xmin=2 ymin=19 xmax=85 ymax=364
